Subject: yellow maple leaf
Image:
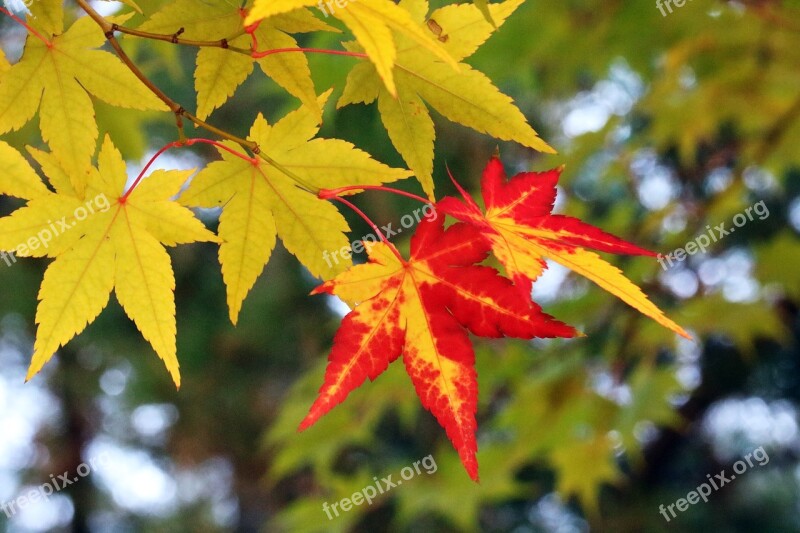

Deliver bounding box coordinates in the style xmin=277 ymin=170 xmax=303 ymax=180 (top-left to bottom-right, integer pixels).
xmin=28 ymin=0 xmax=63 ymax=37
xmin=0 ymin=140 xmax=51 ymax=200
xmin=0 ymin=137 xmax=219 ymax=387
xmin=245 ymin=0 xmax=458 ymax=96
xmin=338 ymin=0 xmax=553 ymax=199
xmin=0 ymin=9 xmax=167 ymax=196
xmin=179 ymin=91 xmax=411 ymax=323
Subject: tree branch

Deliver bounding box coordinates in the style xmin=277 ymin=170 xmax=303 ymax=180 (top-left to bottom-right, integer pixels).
xmin=107 ymin=23 xmax=251 ymax=55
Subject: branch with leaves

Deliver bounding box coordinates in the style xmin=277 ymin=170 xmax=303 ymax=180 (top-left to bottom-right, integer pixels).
xmin=0 ymin=0 xmax=687 ymax=481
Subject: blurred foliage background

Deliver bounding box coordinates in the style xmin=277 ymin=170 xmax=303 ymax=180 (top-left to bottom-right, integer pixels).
xmin=1 ymin=0 xmax=800 ymax=531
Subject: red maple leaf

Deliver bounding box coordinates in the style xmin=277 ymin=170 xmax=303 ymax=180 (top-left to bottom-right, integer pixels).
xmin=438 ymin=156 xmax=690 ymax=339
xmin=301 ymin=216 xmax=577 ymax=480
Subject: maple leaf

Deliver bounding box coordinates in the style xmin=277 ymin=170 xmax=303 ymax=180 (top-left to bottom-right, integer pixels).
xmin=300 ymin=216 xmax=577 ymax=480
xmin=0 ymin=8 xmax=167 ymax=195
xmin=338 ymin=0 xmax=553 ymax=199
xmin=0 ymin=140 xmax=51 ymax=200
xmin=140 ymin=1 xmax=334 ymax=120
xmin=179 ymin=91 xmax=411 ymax=323
xmin=27 ymin=0 xmax=63 ymax=37
xmin=0 ymin=137 xmax=219 ymax=387
xmin=245 ymin=0 xmax=458 ymax=97
xmin=438 ymin=156 xmax=691 ymax=339
xmin=0 ymin=145 xmax=90 ymax=259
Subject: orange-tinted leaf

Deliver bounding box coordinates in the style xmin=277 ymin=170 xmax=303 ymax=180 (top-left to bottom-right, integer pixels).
xmin=438 ymin=156 xmax=690 ymax=339
xmin=301 ymin=217 xmax=577 ymax=480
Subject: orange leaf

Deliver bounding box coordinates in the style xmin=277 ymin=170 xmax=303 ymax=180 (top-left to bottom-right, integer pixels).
xmin=301 ymin=217 xmax=577 ymax=480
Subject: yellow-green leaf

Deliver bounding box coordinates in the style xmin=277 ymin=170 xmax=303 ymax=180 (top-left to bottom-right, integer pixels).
xmin=142 ymin=0 xmax=328 ymax=120
xmin=0 ymin=17 xmax=167 ymax=195
xmin=14 ymin=136 xmax=218 ymax=387
xmin=0 ymin=141 xmax=50 ymax=199
xmin=180 ymin=92 xmax=411 ymax=323
xmin=246 ymin=0 xmax=458 ymax=96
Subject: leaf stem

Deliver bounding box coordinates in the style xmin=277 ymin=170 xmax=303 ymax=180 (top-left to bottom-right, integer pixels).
xmin=121 ymin=141 xmax=180 ymax=202
xmin=107 ymin=23 xmax=251 ymax=55
xmin=320 ymin=185 xmax=432 ymax=205
xmin=122 ymin=138 xmax=257 ymax=202
xmin=244 ymin=18 xmax=261 ymax=52
xmin=251 ymin=47 xmax=368 ymax=60
xmin=328 ymin=195 xmax=406 ymax=264
xmin=0 ymin=6 xmax=52 ymax=46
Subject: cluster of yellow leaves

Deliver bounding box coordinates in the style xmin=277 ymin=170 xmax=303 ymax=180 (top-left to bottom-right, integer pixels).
xmin=140 ymin=0 xmax=335 ymax=121
xmin=135 ymin=0 xmax=552 ymax=223
xmin=337 ymin=0 xmax=553 ymax=198
xmin=0 ymin=0 xmax=557 ymax=385
xmin=247 ymin=0 xmax=459 ymax=97
xmin=153 ymin=0 xmax=551 ymax=199
xmin=0 ymin=92 xmax=410 ymax=386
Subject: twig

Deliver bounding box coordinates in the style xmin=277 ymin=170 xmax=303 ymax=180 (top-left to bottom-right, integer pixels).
xmin=108 ymin=23 xmax=251 ymax=55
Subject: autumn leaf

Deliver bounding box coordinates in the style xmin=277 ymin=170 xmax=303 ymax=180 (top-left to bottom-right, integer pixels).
xmin=338 ymin=0 xmax=552 ymax=199
xmin=0 ymin=9 xmax=167 ymax=195
xmin=245 ymin=0 xmax=458 ymax=97
xmin=0 ymin=137 xmax=218 ymax=387
xmin=0 ymin=146 xmax=88 ymax=259
xmin=0 ymin=140 xmax=51 ymax=200
xmin=27 ymin=0 xmax=63 ymax=37
xmin=140 ymin=1 xmax=334 ymax=120
xmin=438 ymin=156 xmax=690 ymax=339
xmin=179 ymin=91 xmax=411 ymax=324
xmin=300 ymin=216 xmax=577 ymax=480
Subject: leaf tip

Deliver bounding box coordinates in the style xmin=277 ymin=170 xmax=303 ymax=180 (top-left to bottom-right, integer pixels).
xmin=310 ymin=282 xmax=335 ymax=296
xmin=297 ymin=413 xmax=317 ymax=433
